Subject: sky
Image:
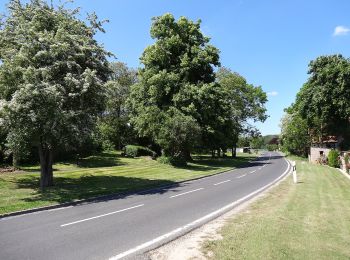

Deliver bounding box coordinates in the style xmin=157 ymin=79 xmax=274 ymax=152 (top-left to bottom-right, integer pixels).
xmin=1 ymin=0 xmax=350 ymax=135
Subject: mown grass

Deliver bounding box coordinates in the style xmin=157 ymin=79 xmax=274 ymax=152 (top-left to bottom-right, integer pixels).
xmin=0 ymin=151 xmax=256 ymax=215
xmin=202 ymin=156 xmax=350 ymax=259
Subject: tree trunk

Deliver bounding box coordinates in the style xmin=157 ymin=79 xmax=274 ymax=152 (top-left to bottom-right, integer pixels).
xmin=39 ymin=144 xmax=54 ymax=189
xmin=211 ymin=150 xmax=215 ymax=158
xmin=12 ymin=152 xmax=19 ymax=169
xmin=183 ymin=149 xmax=193 ymax=162
xmin=217 ymin=149 xmax=221 ymax=158
xmin=232 ymin=143 xmax=237 ymax=158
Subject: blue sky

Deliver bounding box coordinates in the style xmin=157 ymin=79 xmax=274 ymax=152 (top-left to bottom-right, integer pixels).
xmin=1 ymin=0 xmax=350 ymax=135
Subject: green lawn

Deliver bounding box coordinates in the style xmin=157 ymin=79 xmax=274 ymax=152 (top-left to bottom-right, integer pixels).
xmin=202 ymin=156 xmax=350 ymax=259
xmin=0 ymin=151 xmax=256 ymax=215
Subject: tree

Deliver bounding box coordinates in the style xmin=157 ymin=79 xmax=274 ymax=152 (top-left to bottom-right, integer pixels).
xmin=294 ymin=55 xmax=350 ymax=146
xmin=128 ymin=13 xmax=221 ymax=161
xmin=250 ymin=136 xmax=264 ymax=150
xmin=216 ymin=67 xmax=268 ymax=157
xmin=280 ymin=112 xmax=310 ymax=157
xmin=98 ymin=62 xmax=137 ymax=150
xmin=0 ymin=0 xmax=110 ymax=188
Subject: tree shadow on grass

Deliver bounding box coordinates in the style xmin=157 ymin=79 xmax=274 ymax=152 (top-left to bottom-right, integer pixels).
xmin=184 ymin=155 xmax=261 ymax=171
xmin=19 ymin=152 xmax=127 ymax=172
xmin=14 ymin=174 xmax=180 ymax=205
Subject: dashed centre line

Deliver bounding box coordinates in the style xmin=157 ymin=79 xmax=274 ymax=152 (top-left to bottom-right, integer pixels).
xmin=213 ymin=180 xmax=231 ymax=186
xmin=250 ymin=170 xmax=256 ymax=174
xmin=169 ymin=188 xmax=204 ymax=198
xmin=60 ymin=204 xmax=144 ymax=227
xmin=236 ymin=174 xmax=246 ymax=179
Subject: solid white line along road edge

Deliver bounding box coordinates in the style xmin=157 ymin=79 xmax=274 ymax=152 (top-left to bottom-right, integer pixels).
xmin=60 ymin=204 xmax=144 ymax=227
xmin=109 ymin=157 xmax=291 ymax=260
xmin=213 ymin=180 xmax=231 ymax=186
xmin=169 ymin=188 xmax=204 ymax=198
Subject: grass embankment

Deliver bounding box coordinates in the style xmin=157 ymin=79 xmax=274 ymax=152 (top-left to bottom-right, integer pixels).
xmin=202 ymin=156 xmax=350 ymax=259
xmin=0 ymin=151 xmax=255 ymax=215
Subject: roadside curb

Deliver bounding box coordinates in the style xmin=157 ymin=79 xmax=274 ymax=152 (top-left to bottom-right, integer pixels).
xmin=0 ymin=156 xmax=261 ymax=219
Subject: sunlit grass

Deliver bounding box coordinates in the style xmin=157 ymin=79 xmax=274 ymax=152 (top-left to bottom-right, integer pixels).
xmin=202 ymin=157 xmax=350 ymax=259
xmin=0 ymin=151 xmax=255 ymax=214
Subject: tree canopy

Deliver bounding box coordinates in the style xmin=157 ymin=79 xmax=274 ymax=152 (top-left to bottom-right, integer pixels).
xmin=295 ymin=55 xmax=350 ymax=140
xmin=128 ymin=13 xmax=223 ymax=160
xmin=0 ymin=0 xmax=111 ymax=188
xmin=281 ymin=54 xmax=350 ymax=155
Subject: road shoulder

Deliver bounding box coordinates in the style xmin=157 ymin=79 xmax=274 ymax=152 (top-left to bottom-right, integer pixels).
xmin=148 ymin=159 xmax=291 ymax=260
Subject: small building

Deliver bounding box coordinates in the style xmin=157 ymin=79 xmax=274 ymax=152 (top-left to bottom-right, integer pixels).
xmin=309 ymin=136 xmax=340 ymax=163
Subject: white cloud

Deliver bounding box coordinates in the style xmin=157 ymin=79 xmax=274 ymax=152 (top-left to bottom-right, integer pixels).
xmin=267 ymin=91 xmax=278 ymax=97
xmin=333 ymin=26 xmax=350 ymax=36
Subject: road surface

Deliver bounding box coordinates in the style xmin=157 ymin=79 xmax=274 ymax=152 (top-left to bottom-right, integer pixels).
xmin=0 ymin=151 xmax=290 ymax=260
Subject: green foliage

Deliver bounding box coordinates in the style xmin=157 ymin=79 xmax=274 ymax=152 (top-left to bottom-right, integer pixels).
xmin=267 ymin=144 xmax=278 ymax=151
xmin=328 ymin=150 xmax=340 ymax=168
xmin=128 ymin=13 xmax=222 ymax=158
xmin=250 ymin=136 xmax=264 ymax=149
xmin=124 ymin=145 xmax=156 ymax=158
xmin=280 ymin=112 xmax=310 ymax=157
xmin=216 ymin=67 xmax=267 ymax=150
xmin=156 ymin=108 xmax=200 ymax=159
xmin=97 ymin=62 xmax=137 ymax=149
xmin=237 ymin=136 xmax=250 ymax=147
xmin=157 ymin=155 xmax=187 ymax=166
xmin=294 ymin=55 xmax=350 ymax=143
xmin=0 ymin=0 xmax=110 ymax=187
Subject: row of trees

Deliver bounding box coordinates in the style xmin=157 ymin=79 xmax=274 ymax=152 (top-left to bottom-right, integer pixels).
xmin=0 ymin=0 xmax=268 ymax=188
xmin=281 ymin=54 xmax=350 ymax=156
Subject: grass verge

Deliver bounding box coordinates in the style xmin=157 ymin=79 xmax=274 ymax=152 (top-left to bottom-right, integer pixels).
xmin=202 ymin=156 xmax=350 ymax=260
xmin=0 ymin=151 xmax=256 ymax=215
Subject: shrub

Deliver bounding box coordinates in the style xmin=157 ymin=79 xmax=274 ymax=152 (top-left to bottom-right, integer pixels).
xmin=157 ymin=155 xmax=187 ymax=166
xmin=124 ymin=145 xmax=157 ymax=158
xmin=328 ymin=149 xmax=340 ymax=168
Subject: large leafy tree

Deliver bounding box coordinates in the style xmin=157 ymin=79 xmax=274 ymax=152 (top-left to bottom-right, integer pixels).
xmin=280 ymin=111 xmax=309 ymax=157
xmin=216 ymin=67 xmax=267 ymax=156
xmin=0 ymin=0 xmax=110 ymax=188
xmin=128 ymin=13 xmax=221 ymax=160
xmin=98 ymin=62 xmax=137 ymax=150
xmin=295 ymin=55 xmax=350 ymax=144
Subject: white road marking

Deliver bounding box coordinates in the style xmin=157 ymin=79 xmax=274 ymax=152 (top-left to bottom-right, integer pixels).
xmin=213 ymin=180 xmax=231 ymax=186
xmin=250 ymin=170 xmax=256 ymax=174
xmin=109 ymin=158 xmax=291 ymax=260
xmin=60 ymin=204 xmax=144 ymax=227
xmin=258 ymin=167 xmax=262 ymax=170
xmin=236 ymin=174 xmax=246 ymax=178
xmin=169 ymin=188 xmax=204 ymax=198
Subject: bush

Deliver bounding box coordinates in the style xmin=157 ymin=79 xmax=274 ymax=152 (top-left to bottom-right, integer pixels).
xmin=124 ymin=145 xmax=156 ymax=158
xmin=328 ymin=149 xmax=340 ymax=168
xmin=267 ymin=144 xmax=278 ymax=151
xmin=157 ymin=155 xmax=187 ymax=166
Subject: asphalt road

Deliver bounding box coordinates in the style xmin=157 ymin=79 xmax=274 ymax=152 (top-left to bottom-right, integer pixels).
xmin=0 ymin=151 xmax=290 ymax=260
